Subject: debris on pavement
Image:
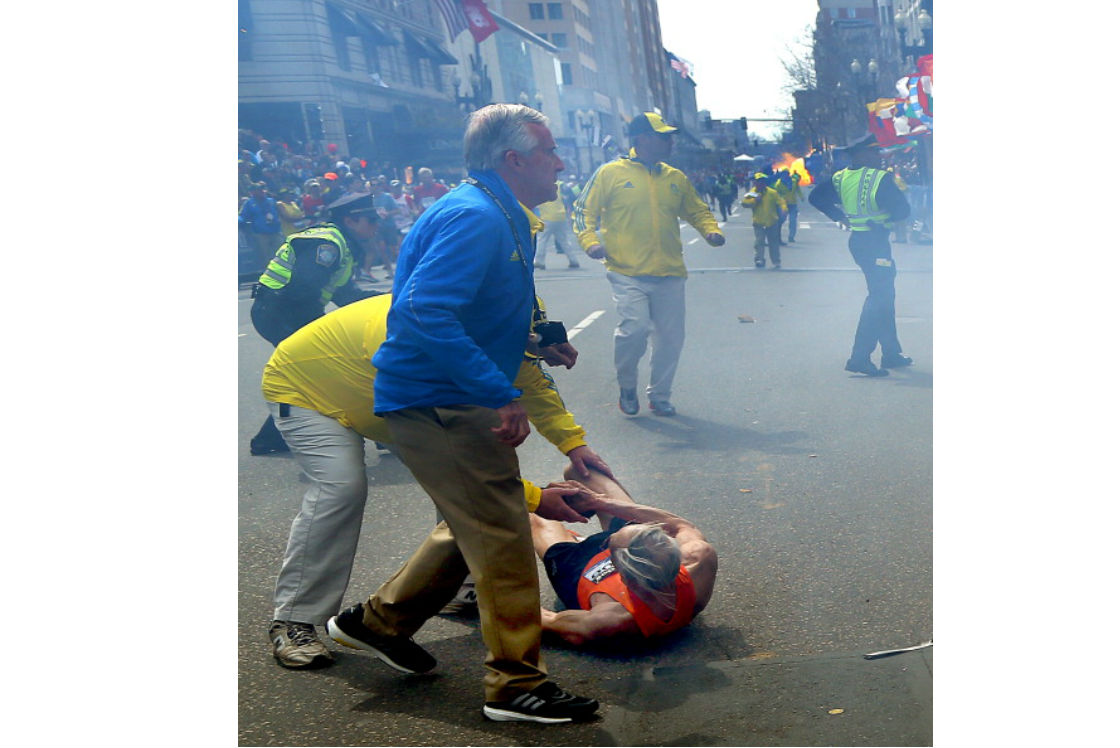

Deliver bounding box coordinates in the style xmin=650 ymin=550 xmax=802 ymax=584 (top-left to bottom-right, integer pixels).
xmin=863 ymin=640 xmax=933 ymax=660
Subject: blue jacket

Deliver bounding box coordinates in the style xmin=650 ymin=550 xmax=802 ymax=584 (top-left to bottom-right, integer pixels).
xmin=372 ymin=169 xmax=537 ymax=412
xmin=239 ymin=196 xmax=281 ymax=234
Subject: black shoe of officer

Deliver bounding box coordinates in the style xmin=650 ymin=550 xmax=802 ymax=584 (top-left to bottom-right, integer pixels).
xmin=844 ymin=359 xmax=889 ymax=377
xmin=880 ymin=354 xmax=913 ymax=369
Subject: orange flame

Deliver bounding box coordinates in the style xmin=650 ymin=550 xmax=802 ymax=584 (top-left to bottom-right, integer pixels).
xmin=772 ymin=152 xmax=813 ymax=185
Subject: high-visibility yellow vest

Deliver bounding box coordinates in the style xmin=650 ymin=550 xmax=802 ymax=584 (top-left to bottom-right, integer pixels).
xmin=832 ymin=167 xmax=892 ymax=231
xmin=258 ymin=225 xmax=354 ymax=305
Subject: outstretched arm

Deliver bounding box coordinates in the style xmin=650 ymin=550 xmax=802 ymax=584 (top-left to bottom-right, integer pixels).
xmin=559 ymin=466 xmax=718 ymax=612
xmin=539 ymin=603 xmax=640 ymax=646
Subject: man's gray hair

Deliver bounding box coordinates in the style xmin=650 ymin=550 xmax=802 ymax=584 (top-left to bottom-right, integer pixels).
xmin=612 ymin=524 xmax=682 ymax=603
xmin=464 ymin=104 xmax=549 ymax=171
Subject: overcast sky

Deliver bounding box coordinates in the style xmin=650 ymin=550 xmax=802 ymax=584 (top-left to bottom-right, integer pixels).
xmin=657 ymin=0 xmax=819 ymax=139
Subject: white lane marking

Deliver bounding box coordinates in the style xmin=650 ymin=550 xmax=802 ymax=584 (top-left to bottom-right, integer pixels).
xmin=688 ymin=237 xmax=699 ymax=245
xmin=567 ymin=310 xmax=604 ymax=340
xmin=239 ymin=333 xmax=247 ymax=337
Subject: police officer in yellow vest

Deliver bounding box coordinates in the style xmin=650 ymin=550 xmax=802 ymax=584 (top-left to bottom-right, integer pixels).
xmin=808 ymin=134 xmax=912 ymax=377
xmin=250 ymin=192 xmax=384 ymax=454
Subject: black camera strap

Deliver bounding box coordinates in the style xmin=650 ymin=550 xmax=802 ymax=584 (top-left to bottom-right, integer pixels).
xmin=463 ymin=177 xmax=541 ymax=321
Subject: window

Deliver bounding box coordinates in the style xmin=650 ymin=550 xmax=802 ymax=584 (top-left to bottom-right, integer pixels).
xmin=547 ymin=2 xmax=563 ymax=20
xmin=529 ymin=3 xmax=543 ymax=20
xmin=551 ymin=32 xmax=568 ymax=48
xmin=560 ymin=62 xmax=572 ymax=85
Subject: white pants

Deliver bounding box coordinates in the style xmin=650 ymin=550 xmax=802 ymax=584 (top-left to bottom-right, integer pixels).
xmin=606 ymin=271 xmax=686 ymax=401
xmin=534 ymin=220 xmax=582 ymax=268
xmin=269 ymin=403 xmax=368 ymax=625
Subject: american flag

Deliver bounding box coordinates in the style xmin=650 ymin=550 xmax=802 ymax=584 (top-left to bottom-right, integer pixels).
xmin=669 ymin=54 xmax=692 ymax=79
xmin=433 ymin=0 xmax=470 ymax=41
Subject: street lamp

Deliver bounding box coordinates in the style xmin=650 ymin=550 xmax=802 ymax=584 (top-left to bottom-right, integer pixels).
xmin=895 ymin=2 xmax=932 ymax=63
xmin=833 ymin=81 xmax=848 ymax=145
xmin=575 ymin=109 xmax=597 ymax=177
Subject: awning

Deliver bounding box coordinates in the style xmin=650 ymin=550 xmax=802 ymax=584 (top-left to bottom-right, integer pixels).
xmin=402 ymin=29 xmax=458 ymax=66
xmin=354 ymin=13 xmax=397 ymax=46
xmin=326 ymin=3 xmax=359 ymax=36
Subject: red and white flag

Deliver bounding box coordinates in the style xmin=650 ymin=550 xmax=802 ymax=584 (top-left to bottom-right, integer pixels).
xmin=462 ymin=0 xmax=499 ymax=43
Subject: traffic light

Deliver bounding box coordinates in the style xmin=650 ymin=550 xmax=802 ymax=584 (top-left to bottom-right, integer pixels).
xmin=738 ymin=117 xmax=747 ymax=131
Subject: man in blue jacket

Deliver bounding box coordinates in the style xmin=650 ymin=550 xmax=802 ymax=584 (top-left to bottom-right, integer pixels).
xmin=325 ymin=104 xmax=599 ymax=725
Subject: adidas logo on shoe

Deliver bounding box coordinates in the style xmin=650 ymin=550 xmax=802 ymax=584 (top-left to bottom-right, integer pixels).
xmin=483 ymin=681 xmax=599 ymax=723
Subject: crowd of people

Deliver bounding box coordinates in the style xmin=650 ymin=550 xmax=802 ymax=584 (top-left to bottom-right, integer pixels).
xmin=239 ymin=130 xmax=456 ymax=282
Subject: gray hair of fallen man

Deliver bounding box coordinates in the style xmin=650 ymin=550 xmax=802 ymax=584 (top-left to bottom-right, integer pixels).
xmin=611 ymin=524 xmax=683 ymax=610
xmin=464 ymin=103 xmax=550 ymax=171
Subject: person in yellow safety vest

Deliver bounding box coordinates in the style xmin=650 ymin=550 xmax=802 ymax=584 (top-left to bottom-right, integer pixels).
xmin=773 ymin=169 xmax=805 ymax=244
xmin=741 ymin=172 xmax=787 ymax=269
xmin=262 ymin=292 xmax=614 ymax=669
xmin=807 ymin=133 xmax=912 ymax=377
xmin=249 ymin=192 xmax=384 ymax=455
xmin=533 ymin=182 xmax=582 ymax=270
xmin=571 ymin=111 xmax=724 ymax=418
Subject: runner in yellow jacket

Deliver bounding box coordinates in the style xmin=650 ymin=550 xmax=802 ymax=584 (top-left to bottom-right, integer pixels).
xmin=571 ymin=112 xmax=724 ymax=417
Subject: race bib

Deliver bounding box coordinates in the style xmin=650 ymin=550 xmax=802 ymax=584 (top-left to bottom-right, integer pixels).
xmin=583 ymin=557 xmax=616 ymax=584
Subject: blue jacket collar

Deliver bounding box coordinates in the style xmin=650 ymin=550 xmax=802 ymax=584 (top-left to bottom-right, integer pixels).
xmin=467 ymin=170 xmax=520 ymax=211
xmin=465 ymin=169 xmax=535 ymax=265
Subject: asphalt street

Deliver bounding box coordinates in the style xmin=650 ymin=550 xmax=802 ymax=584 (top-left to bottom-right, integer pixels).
xmin=237 ymin=200 xmax=933 ymax=746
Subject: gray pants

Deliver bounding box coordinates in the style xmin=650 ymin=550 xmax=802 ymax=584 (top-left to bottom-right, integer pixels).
xmin=606 ymin=271 xmax=686 ymax=402
xmin=534 ymin=219 xmax=582 ymax=268
xmin=269 ymin=403 xmax=368 ymax=625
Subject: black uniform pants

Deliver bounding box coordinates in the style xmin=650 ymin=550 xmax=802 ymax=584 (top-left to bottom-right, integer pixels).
xmin=848 ymin=229 xmax=902 ymax=362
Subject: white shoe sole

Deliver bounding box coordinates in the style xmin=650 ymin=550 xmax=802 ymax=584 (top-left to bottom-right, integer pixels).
xmin=326 ymin=617 xmax=419 ymax=674
xmin=482 ymin=706 xmax=572 ymax=724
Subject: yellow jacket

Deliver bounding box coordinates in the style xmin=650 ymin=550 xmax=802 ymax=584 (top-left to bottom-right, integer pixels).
xmin=571 ymin=152 xmax=721 ymax=277
xmin=773 ymin=180 xmax=803 ymax=207
xmin=537 ymin=184 xmax=568 ymax=222
xmin=741 ymin=186 xmax=787 ymax=227
xmin=261 ymin=293 xmax=585 ymax=512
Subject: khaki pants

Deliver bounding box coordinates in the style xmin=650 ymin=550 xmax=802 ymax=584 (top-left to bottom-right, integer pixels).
xmin=606 ymin=271 xmax=686 ymax=402
xmin=364 ymin=405 xmax=547 ymax=702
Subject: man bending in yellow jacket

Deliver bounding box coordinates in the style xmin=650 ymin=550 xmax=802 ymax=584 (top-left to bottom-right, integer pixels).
xmin=571 ymin=112 xmax=724 ymax=418
xmin=261 ymin=292 xmax=613 ymax=670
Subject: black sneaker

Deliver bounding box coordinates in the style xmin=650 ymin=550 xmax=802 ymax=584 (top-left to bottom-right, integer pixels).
xmin=754 ymin=259 xmax=765 ymax=268
xmin=881 ymin=354 xmax=913 ymax=369
xmin=649 ymin=399 xmax=677 ymax=417
xmin=483 ymin=681 xmax=599 ymax=724
xmin=844 ymin=359 xmax=889 ymax=377
xmin=619 ymin=388 xmax=639 ymax=416
xmin=326 ymin=604 xmax=436 ymax=674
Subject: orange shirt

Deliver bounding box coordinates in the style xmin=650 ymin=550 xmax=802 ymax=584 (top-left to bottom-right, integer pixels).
xmin=575 ymin=548 xmax=696 ymax=637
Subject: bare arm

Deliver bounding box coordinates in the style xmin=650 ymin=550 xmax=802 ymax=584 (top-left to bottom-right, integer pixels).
xmin=560 ymin=471 xmax=718 ymax=612
xmin=539 ymin=603 xmax=640 ymax=646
